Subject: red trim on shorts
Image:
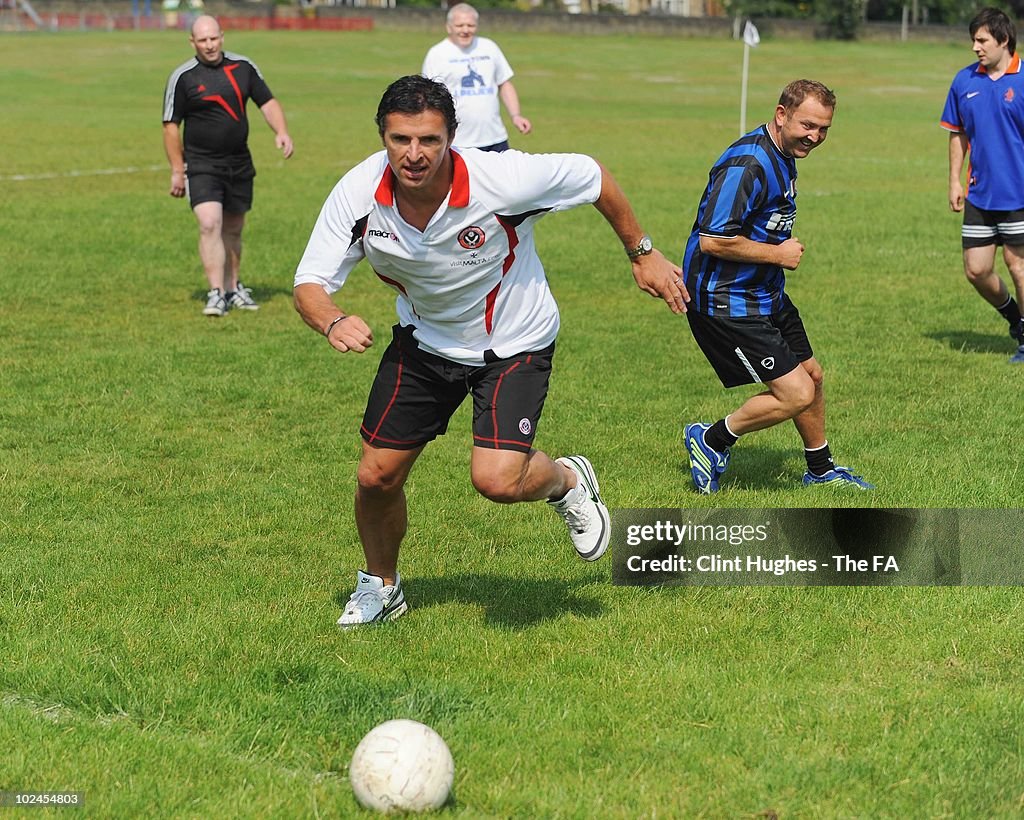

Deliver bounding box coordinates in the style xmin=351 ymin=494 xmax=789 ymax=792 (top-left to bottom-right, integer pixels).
xmin=360 ymin=426 xmax=425 ymax=447
xmin=471 ymin=435 xmax=532 ymax=451
xmin=484 ymin=358 xmax=524 ymax=448
xmin=364 ymin=357 xmax=404 ymax=445
xmin=473 ymin=355 xmax=534 ymax=450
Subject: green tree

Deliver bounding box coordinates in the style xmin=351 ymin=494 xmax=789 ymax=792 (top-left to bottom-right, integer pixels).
xmin=815 ymin=0 xmax=863 ymax=37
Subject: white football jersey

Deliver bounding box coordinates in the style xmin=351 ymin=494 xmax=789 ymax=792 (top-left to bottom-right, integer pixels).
xmin=421 ymin=36 xmax=514 ymax=149
xmin=295 ymin=148 xmax=603 ymax=365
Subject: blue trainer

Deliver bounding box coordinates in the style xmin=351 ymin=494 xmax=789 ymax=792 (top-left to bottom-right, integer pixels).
xmin=684 ymin=422 xmax=731 ymax=494
xmin=803 ymin=466 xmax=874 ymax=490
xmin=1010 ymin=344 xmax=1024 ymax=364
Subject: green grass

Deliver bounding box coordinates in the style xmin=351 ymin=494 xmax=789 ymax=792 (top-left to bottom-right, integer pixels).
xmin=2 ymin=28 xmax=1022 ymax=817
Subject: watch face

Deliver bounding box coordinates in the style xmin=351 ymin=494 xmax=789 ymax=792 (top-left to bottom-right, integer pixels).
xmin=627 ymin=235 xmax=653 ymax=258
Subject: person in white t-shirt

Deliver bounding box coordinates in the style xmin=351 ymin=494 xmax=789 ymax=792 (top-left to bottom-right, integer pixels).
xmin=421 ymin=3 xmax=530 ymax=152
xmin=294 ymin=75 xmax=689 ymax=629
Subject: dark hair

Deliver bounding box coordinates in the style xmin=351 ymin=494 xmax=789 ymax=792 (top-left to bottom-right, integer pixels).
xmin=970 ymin=7 xmax=1016 ymax=55
xmin=375 ymin=75 xmax=458 ymax=139
xmin=778 ymin=79 xmax=837 ymax=111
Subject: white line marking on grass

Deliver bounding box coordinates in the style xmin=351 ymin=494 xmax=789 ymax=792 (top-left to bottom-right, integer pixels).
xmin=0 ymin=165 xmax=164 ymax=182
xmin=1 ymin=691 xmax=342 ymax=783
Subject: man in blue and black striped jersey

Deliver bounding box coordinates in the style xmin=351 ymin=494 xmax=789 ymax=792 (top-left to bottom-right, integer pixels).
xmin=681 ymin=80 xmax=873 ymax=494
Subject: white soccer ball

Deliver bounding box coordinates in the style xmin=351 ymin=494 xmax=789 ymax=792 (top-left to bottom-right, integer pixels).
xmin=349 ymin=719 xmax=455 ymax=814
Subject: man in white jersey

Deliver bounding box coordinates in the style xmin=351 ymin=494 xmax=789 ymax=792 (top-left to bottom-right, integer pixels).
xmin=422 ymin=3 xmax=530 ymax=152
xmin=294 ymin=75 xmax=688 ymax=628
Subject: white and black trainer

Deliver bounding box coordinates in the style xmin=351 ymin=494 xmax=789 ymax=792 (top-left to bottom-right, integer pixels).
xmin=337 ymin=570 xmax=409 ymax=629
xmin=226 ymin=282 xmax=259 ymax=311
xmin=202 ymin=288 xmax=227 ymax=317
xmin=549 ymin=455 xmax=610 ymax=562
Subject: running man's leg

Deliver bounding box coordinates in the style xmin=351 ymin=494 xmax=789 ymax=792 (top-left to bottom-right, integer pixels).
xmin=721 ymin=363 xmax=816 ymax=436
xmin=355 ymin=442 xmax=424 ymax=585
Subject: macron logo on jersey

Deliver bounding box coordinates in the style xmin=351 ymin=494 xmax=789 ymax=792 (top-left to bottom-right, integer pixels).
xmin=368 ymin=229 xmax=400 ymax=243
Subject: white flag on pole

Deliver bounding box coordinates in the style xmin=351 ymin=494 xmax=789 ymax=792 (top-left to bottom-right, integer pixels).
xmin=743 ymin=20 xmax=760 ymax=47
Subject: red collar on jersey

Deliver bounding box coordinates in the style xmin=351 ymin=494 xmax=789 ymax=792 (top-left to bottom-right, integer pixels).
xmin=374 ymin=149 xmax=470 ymax=208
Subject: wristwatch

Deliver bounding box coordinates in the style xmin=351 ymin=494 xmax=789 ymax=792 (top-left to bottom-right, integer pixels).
xmin=626 ymin=234 xmax=653 ymax=260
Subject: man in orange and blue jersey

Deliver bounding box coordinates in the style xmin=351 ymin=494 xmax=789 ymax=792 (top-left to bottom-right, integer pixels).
xmin=941 ymin=7 xmax=1024 ymax=364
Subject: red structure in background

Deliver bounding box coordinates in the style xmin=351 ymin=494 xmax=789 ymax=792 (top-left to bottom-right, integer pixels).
xmin=14 ymin=10 xmax=372 ymax=31
xmin=218 ymin=15 xmax=372 ymax=31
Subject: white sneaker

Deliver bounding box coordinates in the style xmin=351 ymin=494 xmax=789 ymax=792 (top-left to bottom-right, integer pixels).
xmin=337 ymin=570 xmax=408 ymax=629
xmin=548 ymin=455 xmax=610 ymax=561
xmin=226 ymin=282 xmax=259 ymax=311
xmin=202 ymin=288 xmax=227 ymax=317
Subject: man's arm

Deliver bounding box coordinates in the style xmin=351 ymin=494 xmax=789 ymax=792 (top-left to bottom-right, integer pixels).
xmin=259 ymin=98 xmax=294 ymax=159
xmin=162 ymin=121 xmax=186 ymax=198
xmin=294 ymin=282 xmax=373 ymax=354
xmin=498 ymin=81 xmax=531 ymax=135
xmin=699 ymin=234 xmax=805 ymax=271
xmin=592 ymin=162 xmax=688 ymax=315
xmin=948 ymin=130 xmax=968 ymax=213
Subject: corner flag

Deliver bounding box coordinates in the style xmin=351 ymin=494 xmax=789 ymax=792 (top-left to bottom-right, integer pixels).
xmin=743 ymin=20 xmax=760 ymax=47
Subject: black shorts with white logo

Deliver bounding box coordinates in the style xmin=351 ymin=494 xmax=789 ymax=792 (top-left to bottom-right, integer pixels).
xmin=361 ymin=324 xmax=554 ymax=452
xmin=686 ymin=295 xmax=813 ymax=388
xmin=186 ymin=165 xmax=255 ymax=212
xmin=961 ymin=201 xmax=1024 ymax=248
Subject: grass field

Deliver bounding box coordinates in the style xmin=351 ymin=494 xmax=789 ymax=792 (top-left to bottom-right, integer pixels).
xmin=2 ymin=27 xmax=1023 ymax=817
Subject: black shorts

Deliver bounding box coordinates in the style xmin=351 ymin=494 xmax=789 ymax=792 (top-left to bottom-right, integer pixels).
xmin=186 ymin=167 xmax=255 ymax=212
xmin=476 ymin=140 xmax=510 ymax=153
xmin=962 ymin=201 xmax=1024 ymax=248
xmin=687 ymin=295 xmax=813 ymax=388
xmin=361 ymin=324 xmax=554 ymax=452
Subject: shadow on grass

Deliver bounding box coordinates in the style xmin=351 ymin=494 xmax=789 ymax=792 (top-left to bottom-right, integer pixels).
xmin=677 ymin=444 xmax=804 ymax=493
xmin=333 ymin=573 xmax=606 ymax=631
xmin=927 ymin=329 xmax=1016 ymax=356
xmin=191 ymin=283 xmax=293 ymax=306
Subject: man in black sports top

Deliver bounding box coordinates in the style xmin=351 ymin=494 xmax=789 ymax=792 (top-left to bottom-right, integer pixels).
xmin=162 ymin=14 xmax=294 ymax=316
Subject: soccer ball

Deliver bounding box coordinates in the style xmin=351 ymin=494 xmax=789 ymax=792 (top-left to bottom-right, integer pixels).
xmin=349 ymin=719 xmax=455 ymax=813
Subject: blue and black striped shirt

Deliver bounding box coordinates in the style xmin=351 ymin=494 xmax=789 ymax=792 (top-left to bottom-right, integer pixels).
xmin=682 ymin=125 xmax=797 ymax=317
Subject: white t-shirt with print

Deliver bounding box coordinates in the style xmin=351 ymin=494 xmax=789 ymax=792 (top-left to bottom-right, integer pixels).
xmin=422 ymin=36 xmax=514 ymax=149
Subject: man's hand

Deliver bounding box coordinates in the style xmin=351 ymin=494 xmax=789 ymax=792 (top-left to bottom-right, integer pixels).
xmin=169 ymin=169 xmax=186 ymax=198
xmin=949 ymin=180 xmax=965 ymax=213
xmin=777 ymin=237 xmax=805 ymax=270
xmin=632 ymin=249 xmax=689 ymax=315
xmin=327 ymin=314 xmax=374 ymax=353
xmin=276 ymin=132 xmax=294 ymax=160
xmin=511 ymin=114 xmax=532 ymax=135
